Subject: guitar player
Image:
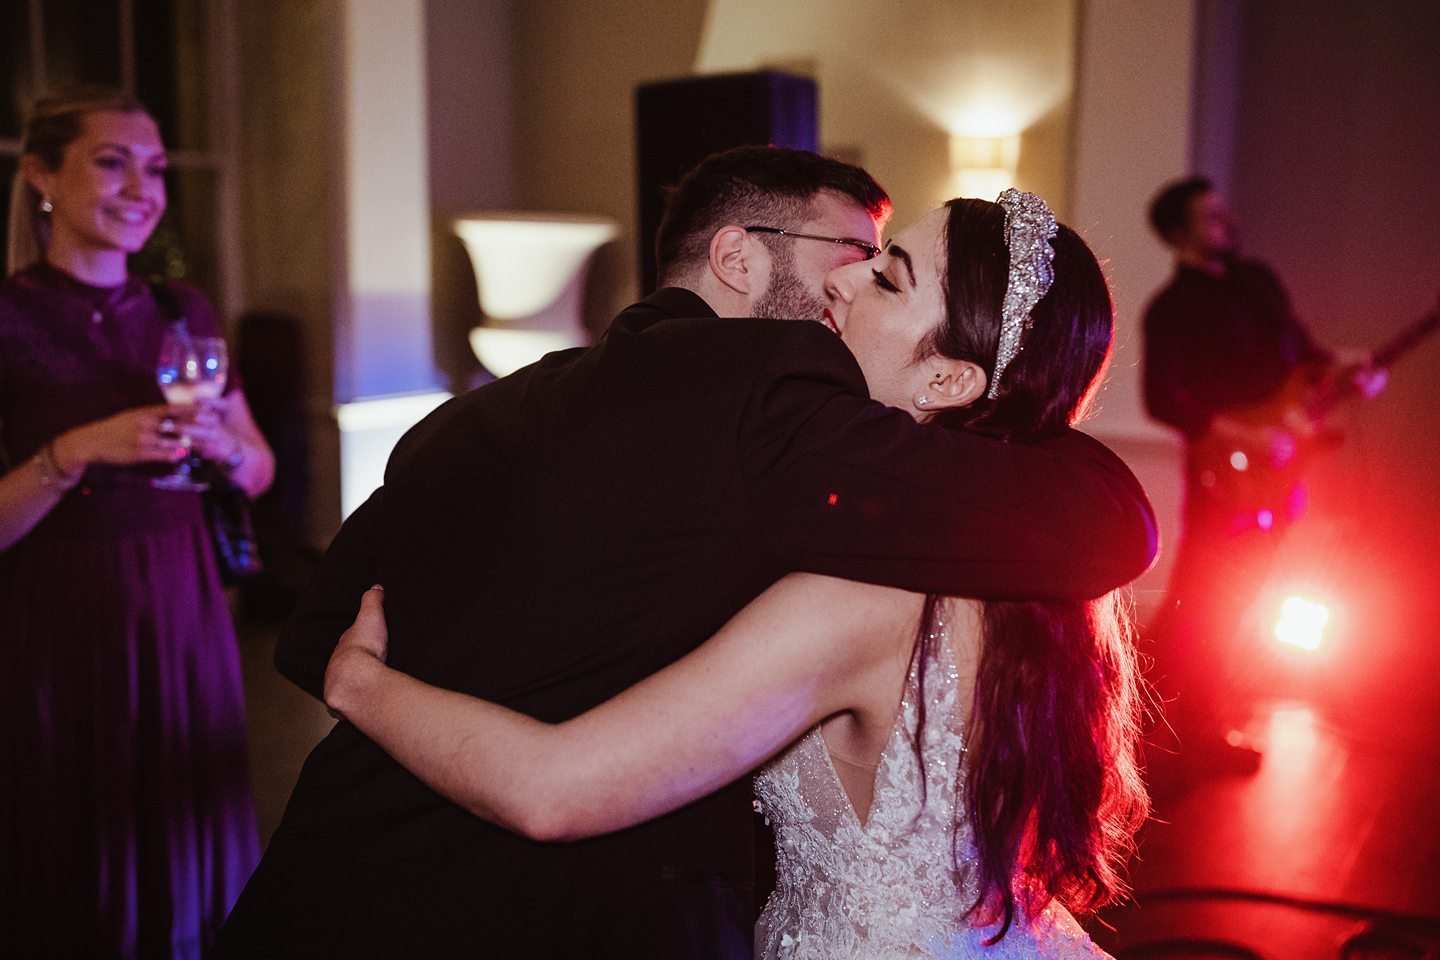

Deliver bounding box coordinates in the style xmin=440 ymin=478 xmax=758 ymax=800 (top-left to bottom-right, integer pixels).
xmin=1141 ymin=177 xmax=1386 ymax=773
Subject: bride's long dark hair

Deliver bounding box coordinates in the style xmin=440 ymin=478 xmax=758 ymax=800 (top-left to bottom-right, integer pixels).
xmin=918 ymin=198 xmax=1149 ymax=940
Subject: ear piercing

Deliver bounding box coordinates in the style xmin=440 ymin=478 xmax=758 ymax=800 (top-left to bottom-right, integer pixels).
xmin=40 ymin=198 xmax=53 ymax=214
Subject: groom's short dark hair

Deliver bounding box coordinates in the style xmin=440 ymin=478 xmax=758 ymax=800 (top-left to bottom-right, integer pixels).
xmin=655 ymin=146 xmax=891 ymax=286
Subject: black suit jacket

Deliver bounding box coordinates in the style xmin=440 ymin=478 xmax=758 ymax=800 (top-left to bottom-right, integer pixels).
xmin=218 ymin=289 xmax=1156 ymax=959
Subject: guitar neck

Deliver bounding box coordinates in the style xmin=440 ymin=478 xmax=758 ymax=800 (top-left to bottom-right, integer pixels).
xmin=1310 ymin=307 xmax=1440 ymax=419
xmin=1373 ymin=308 xmax=1440 ymax=369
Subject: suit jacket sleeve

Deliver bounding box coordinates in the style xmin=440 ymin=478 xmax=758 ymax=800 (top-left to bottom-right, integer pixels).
xmin=273 ymin=386 xmax=472 ymax=698
xmin=275 ymin=485 xmax=386 ymax=698
xmin=740 ymin=322 xmax=1157 ymax=601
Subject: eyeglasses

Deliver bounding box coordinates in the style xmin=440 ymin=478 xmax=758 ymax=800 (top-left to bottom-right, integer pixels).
xmin=744 ymin=226 xmax=881 ymax=261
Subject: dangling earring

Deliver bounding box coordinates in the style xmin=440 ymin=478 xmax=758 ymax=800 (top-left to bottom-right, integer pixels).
xmin=39 ymin=197 xmax=53 ymax=214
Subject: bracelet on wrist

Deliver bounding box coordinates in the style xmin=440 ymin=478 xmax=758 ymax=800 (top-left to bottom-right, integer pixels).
xmin=35 ymin=439 xmax=81 ymax=491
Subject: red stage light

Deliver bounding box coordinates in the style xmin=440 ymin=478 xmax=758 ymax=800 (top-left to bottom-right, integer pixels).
xmin=1274 ymin=595 xmax=1329 ymax=651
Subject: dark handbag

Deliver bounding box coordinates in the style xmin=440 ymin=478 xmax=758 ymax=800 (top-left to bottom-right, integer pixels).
xmin=201 ymin=466 xmax=264 ymax=585
xmin=150 ymin=280 xmax=264 ymax=585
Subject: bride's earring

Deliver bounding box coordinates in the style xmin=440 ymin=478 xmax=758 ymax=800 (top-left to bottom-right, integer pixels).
xmin=915 ymin=395 xmax=931 ymax=407
xmin=39 ymin=197 xmax=53 ymax=214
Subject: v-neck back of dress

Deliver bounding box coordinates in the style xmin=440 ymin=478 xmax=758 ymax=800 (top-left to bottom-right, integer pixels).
xmin=751 ymin=606 xmax=1113 ymax=959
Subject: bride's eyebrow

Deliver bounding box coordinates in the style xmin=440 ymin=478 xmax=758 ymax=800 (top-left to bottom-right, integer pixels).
xmin=884 ymin=242 xmax=917 ymax=288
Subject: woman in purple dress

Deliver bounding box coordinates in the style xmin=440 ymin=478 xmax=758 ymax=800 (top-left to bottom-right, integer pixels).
xmin=0 ymin=88 xmax=274 ymax=959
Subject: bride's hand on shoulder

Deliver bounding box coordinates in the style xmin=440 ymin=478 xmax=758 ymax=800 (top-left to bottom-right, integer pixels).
xmin=325 ymin=585 xmax=391 ymax=720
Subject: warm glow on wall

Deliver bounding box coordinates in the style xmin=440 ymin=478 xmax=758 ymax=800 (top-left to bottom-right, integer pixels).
xmin=693 ymin=0 xmax=1074 ymax=225
xmin=950 ymin=135 xmax=1020 ymax=200
xmin=942 ymin=97 xmax=1032 ymax=140
xmin=696 ymin=0 xmax=1074 ymax=141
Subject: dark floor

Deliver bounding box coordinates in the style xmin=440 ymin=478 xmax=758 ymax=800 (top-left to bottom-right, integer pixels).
xmin=1094 ymin=587 xmax=1440 ymax=958
xmin=237 ymin=586 xmax=1440 ymax=957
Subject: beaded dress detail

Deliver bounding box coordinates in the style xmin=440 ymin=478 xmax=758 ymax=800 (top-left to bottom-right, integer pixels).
xmin=752 ymin=606 xmax=1111 ymax=959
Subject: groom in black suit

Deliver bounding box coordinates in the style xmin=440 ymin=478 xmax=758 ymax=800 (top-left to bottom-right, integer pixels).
xmin=217 ymin=147 xmax=1156 ymax=959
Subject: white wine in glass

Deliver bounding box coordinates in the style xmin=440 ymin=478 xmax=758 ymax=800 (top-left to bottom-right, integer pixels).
xmin=153 ymin=329 xmax=228 ymax=491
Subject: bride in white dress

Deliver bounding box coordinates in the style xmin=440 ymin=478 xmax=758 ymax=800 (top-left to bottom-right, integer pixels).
xmin=324 ymin=191 xmax=1149 ymax=958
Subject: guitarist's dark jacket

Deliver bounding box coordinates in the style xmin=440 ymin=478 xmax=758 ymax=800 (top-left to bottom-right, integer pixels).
xmin=1143 ymin=258 xmax=1329 ymax=440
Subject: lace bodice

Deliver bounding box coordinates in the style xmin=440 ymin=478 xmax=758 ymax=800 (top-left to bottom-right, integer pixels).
xmin=752 ymin=607 xmax=1111 ymax=959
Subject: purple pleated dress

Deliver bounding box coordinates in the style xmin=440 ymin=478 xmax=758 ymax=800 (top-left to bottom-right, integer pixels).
xmin=0 ymin=262 xmax=259 ymax=959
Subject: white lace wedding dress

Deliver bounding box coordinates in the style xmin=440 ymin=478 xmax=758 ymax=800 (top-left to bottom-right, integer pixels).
xmin=751 ymin=613 xmax=1113 ymax=959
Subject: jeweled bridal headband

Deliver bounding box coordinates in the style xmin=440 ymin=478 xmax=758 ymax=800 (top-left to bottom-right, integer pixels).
xmin=988 ymin=188 xmax=1058 ymax=399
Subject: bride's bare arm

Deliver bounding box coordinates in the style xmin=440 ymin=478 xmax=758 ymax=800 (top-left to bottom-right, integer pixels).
xmin=325 ymin=574 xmax=919 ymax=841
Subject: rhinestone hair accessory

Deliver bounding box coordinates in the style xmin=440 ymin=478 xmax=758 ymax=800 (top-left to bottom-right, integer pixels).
xmin=987 ymin=188 xmax=1058 ymax=399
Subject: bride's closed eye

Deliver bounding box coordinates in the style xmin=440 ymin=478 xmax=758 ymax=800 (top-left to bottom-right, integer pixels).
xmin=871 ymin=269 xmax=900 ymax=294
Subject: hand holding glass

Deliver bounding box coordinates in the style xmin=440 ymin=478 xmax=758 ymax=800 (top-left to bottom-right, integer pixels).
xmin=153 ymin=330 xmax=228 ymax=491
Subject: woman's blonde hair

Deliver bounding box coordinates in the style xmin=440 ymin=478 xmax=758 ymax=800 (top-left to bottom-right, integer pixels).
xmin=6 ymin=86 xmax=148 ymax=276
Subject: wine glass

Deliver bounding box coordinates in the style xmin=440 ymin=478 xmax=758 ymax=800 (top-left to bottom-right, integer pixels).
xmin=153 ymin=329 xmax=229 ymax=491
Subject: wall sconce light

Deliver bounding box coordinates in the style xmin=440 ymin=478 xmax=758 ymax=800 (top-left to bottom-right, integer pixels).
xmin=452 ymin=213 xmax=619 ymax=377
xmin=950 ymin=135 xmax=1020 ymax=200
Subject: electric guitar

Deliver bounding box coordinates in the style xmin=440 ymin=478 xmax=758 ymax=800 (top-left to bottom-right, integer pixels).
xmin=1190 ymin=304 xmax=1440 ymax=518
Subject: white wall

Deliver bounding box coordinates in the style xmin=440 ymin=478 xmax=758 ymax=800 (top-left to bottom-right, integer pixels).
xmin=425 ymin=0 xmax=518 ymax=392
xmin=1070 ymin=0 xmax=1198 ymax=611
xmin=512 ymin=0 xmax=712 ymax=331
xmin=1225 ymin=1 xmax=1440 ymax=619
xmin=337 ymin=0 xmax=437 ymax=402
xmin=508 ymin=0 xmax=1080 ymax=329
xmin=696 ymin=0 xmax=1078 ymax=229
xmin=238 ymin=0 xmax=345 ymax=542
xmin=1070 ymin=0 xmax=1440 ymax=619
xmin=239 ymin=0 xmax=443 ymax=538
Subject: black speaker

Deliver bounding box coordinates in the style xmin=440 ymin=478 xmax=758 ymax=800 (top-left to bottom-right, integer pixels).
xmin=634 ymin=71 xmax=818 ymax=293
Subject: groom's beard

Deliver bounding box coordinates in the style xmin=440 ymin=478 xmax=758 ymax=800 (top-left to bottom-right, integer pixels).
xmin=751 ymin=248 xmax=826 ymax=322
